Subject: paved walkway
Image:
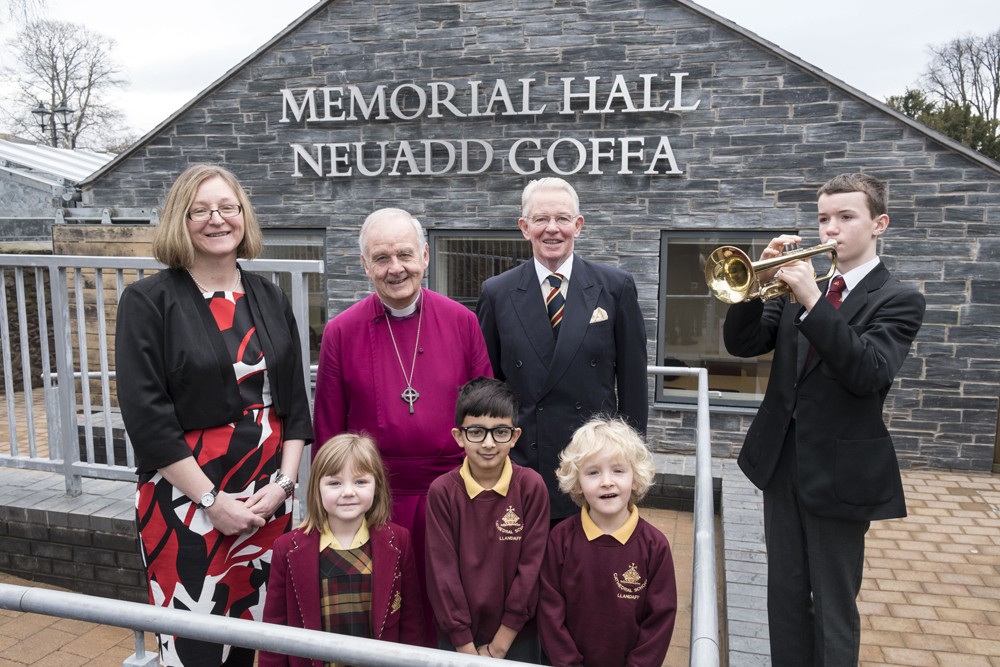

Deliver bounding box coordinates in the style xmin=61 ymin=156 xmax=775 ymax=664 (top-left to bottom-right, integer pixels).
xmin=1 ymin=468 xmax=999 ymax=666
xmin=857 ymin=470 xmax=1000 ymax=666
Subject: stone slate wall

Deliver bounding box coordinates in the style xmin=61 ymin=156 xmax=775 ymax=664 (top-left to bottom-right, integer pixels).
xmin=0 ymin=218 xmax=54 ymax=244
xmin=0 ymin=177 xmax=57 ymax=217
xmin=0 ymin=502 xmax=146 ymax=603
xmin=81 ymin=0 xmax=1000 ymax=472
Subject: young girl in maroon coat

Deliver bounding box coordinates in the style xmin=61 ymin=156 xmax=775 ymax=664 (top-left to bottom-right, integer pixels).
xmin=260 ymin=434 xmax=424 ymax=666
xmin=539 ymin=418 xmax=677 ymax=667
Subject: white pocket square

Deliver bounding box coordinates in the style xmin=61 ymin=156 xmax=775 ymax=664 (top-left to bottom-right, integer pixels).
xmin=589 ymin=307 xmax=608 ymax=323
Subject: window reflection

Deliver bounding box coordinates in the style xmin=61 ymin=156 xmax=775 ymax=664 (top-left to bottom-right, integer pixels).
xmin=659 ymin=234 xmax=778 ymax=405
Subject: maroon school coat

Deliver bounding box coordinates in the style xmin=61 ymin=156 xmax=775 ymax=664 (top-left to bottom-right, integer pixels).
xmin=259 ymin=523 xmax=424 ymax=667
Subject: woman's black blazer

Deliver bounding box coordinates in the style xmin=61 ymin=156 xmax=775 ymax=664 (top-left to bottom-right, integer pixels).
xmin=115 ymin=267 xmax=313 ymax=474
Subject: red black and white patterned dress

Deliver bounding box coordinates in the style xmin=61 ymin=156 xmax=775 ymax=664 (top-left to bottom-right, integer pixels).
xmin=136 ymin=288 xmax=290 ymax=666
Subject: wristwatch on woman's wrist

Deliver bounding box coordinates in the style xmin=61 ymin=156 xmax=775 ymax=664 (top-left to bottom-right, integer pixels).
xmin=274 ymin=472 xmax=294 ymax=498
xmin=197 ymin=486 xmax=219 ymax=509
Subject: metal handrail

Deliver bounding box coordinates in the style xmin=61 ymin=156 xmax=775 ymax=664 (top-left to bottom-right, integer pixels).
xmin=0 ymin=367 xmax=721 ymax=666
xmin=648 ymin=365 xmax=720 ymax=667
xmin=0 ymin=254 xmax=322 ymax=493
xmin=0 ymin=583 xmax=531 ymax=667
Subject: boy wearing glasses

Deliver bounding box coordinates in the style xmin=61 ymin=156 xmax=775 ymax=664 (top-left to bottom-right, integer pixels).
xmin=425 ymin=377 xmax=550 ymax=662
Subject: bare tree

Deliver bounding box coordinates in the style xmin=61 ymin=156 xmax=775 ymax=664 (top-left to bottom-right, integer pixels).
xmin=2 ymin=0 xmax=45 ymax=22
xmin=922 ymin=29 xmax=1000 ymax=123
xmin=2 ymin=19 xmax=128 ymax=149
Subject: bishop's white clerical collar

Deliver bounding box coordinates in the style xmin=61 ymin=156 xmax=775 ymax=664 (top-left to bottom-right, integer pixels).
xmin=381 ymin=290 xmax=422 ymax=318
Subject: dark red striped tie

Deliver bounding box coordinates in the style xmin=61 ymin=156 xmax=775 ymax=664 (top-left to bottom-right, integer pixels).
xmin=546 ymin=273 xmax=565 ymax=335
xmin=808 ymin=276 xmax=848 ymax=363
xmin=827 ymin=275 xmax=846 ymax=309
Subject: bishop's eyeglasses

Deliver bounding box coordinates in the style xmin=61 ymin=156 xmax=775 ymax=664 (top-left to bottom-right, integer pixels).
xmin=458 ymin=425 xmax=515 ymax=443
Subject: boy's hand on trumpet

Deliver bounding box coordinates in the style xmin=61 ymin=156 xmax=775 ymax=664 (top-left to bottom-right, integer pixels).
xmin=754 ymin=234 xmax=801 ymax=284
xmin=759 ymin=234 xmax=823 ymax=309
xmin=775 ymin=260 xmax=822 ymax=310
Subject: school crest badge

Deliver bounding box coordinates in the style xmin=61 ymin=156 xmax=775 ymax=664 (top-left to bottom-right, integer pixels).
xmin=391 ymin=590 xmax=402 ymax=614
xmin=496 ymin=505 xmax=524 ymax=536
xmin=614 ymin=562 xmax=648 ymax=596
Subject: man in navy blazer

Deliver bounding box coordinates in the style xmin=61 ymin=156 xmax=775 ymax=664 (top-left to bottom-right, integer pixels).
xmin=724 ymin=173 xmax=925 ymax=666
xmin=477 ymin=177 xmax=648 ymax=520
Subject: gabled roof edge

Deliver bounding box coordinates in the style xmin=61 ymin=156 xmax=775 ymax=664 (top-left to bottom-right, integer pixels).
xmin=677 ymin=0 xmax=1000 ymax=176
xmin=79 ymin=0 xmax=331 ymax=188
xmin=83 ymin=0 xmax=1000 ymax=188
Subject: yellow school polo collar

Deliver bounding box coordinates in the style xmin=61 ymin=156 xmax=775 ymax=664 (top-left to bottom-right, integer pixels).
xmin=319 ymin=518 xmax=370 ymax=551
xmin=582 ymin=505 xmax=639 ymax=544
xmin=459 ymin=456 xmax=512 ymax=499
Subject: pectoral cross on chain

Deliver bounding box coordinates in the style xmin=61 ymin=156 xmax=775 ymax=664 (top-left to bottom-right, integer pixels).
xmin=401 ymin=386 xmax=420 ymax=414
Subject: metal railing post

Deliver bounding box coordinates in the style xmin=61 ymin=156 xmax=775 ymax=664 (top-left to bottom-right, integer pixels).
xmin=647 ymin=365 xmax=720 ymax=667
xmin=49 ymin=264 xmax=83 ymax=496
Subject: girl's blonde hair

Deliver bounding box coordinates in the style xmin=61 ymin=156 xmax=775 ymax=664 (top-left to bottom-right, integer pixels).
xmin=299 ymin=433 xmax=393 ymax=533
xmin=152 ymin=163 xmax=264 ymax=268
xmin=556 ymin=417 xmax=656 ymax=507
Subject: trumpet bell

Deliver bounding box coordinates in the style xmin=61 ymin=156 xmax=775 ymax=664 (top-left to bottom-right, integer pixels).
xmin=705 ymin=246 xmax=756 ymax=304
xmin=703 ymin=239 xmax=839 ymax=303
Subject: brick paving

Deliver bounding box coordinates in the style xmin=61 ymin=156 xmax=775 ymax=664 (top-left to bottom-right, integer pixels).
xmin=0 ymin=571 xmax=156 ymax=666
xmin=858 ymin=471 xmax=1000 ymax=667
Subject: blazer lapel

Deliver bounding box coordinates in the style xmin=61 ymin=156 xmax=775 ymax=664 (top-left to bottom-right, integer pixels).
xmin=369 ymin=525 xmax=401 ymax=639
xmin=287 ymin=532 xmax=323 ymax=632
xmin=177 ymin=268 xmax=232 ymax=375
xmin=799 ymin=265 xmax=889 ymax=377
xmin=837 ymin=264 xmax=889 ymax=323
xmin=509 ymin=262 xmax=557 ymax=368
xmin=540 ymin=256 xmax=601 ymax=397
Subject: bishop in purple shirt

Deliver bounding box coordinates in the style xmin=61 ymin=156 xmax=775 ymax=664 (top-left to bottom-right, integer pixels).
xmin=313 ymin=207 xmax=493 ymax=642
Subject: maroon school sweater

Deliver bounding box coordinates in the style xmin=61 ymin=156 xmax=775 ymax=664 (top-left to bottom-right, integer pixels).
xmin=539 ymin=509 xmax=677 ymax=667
xmin=425 ymin=460 xmax=550 ymax=647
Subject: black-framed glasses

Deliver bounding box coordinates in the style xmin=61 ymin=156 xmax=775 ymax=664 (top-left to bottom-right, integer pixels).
xmin=188 ymin=204 xmax=242 ymax=223
xmin=459 ymin=425 xmax=515 ymax=443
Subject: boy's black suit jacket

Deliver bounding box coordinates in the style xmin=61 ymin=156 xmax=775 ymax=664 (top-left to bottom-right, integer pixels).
xmin=724 ymin=262 xmax=925 ymax=521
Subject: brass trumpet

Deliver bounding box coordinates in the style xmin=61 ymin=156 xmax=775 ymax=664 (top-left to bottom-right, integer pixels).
xmin=704 ymin=239 xmax=838 ymax=303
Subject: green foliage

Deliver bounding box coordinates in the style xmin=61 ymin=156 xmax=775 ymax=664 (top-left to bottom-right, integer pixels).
xmin=888 ymin=29 xmax=1000 ymax=162
xmin=888 ymin=88 xmax=1000 ymax=162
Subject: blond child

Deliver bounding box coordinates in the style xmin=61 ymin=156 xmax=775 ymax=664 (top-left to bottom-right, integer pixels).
xmin=538 ymin=418 xmax=677 ymax=667
xmin=260 ymin=434 xmax=423 ymax=666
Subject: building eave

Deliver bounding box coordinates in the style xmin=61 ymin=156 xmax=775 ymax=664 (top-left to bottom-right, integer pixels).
xmin=78 ymin=0 xmax=331 ymax=188
xmin=677 ymin=0 xmax=1000 ymax=176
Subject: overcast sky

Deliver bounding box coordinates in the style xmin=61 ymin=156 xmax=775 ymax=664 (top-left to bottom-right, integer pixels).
xmin=3 ymin=0 xmax=999 ymax=138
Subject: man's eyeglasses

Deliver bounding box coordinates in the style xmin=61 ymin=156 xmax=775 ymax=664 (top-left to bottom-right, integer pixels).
xmin=528 ymin=215 xmax=576 ymax=227
xmin=188 ymin=204 xmax=243 ymax=223
xmin=458 ymin=425 xmax=515 ymax=443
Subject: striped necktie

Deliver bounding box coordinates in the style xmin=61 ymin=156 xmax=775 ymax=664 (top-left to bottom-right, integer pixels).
xmin=826 ymin=275 xmax=846 ymax=309
xmin=546 ymin=273 xmax=565 ymax=335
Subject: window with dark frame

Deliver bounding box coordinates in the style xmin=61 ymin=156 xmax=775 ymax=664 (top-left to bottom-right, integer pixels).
xmin=428 ymin=231 xmax=532 ymax=311
xmin=658 ymin=232 xmax=782 ymax=406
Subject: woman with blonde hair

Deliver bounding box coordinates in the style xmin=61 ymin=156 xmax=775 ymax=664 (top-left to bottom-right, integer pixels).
xmin=116 ymin=164 xmax=313 ymax=666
